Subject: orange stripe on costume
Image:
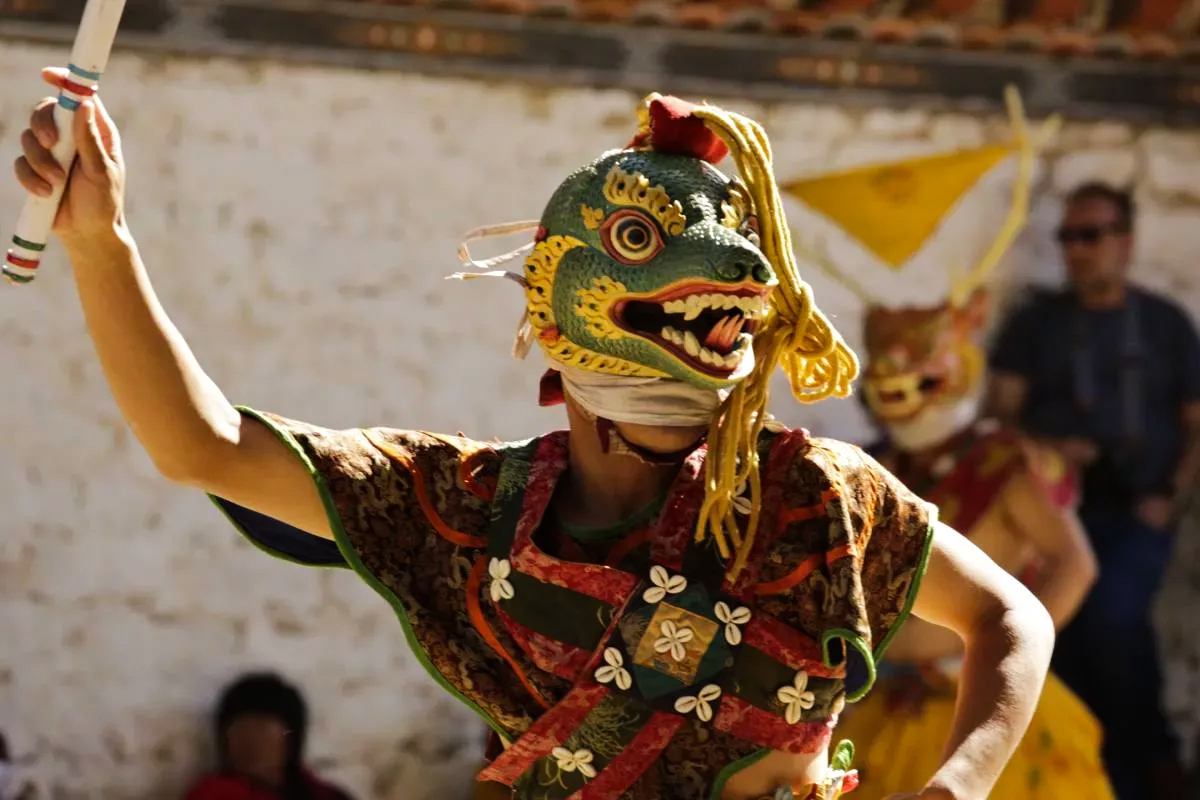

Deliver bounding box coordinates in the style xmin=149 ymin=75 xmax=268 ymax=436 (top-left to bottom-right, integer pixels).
xmin=776 ymin=489 xmax=838 ymax=528
xmin=754 ymin=544 xmax=854 ymax=596
xmin=466 ymin=556 xmax=552 ymax=709
xmin=370 ymin=437 xmax=488 ymax=549
xmin=459 ymin=447 xmax=498 ymax=502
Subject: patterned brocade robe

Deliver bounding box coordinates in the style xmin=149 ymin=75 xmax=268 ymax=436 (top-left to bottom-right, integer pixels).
xmin=210 ymin=407 xmax=937 ymax=800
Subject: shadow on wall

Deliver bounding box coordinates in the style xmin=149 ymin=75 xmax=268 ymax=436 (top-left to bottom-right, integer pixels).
xmin=0 ymin=732 xmax=36 ymax=800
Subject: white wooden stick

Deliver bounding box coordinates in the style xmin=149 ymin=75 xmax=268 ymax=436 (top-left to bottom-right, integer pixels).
xmin=3 ymin=0 xmax=128 ymax=285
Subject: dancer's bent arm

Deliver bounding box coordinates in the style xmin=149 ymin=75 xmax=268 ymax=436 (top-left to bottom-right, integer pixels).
xmin=902 ymin=521 xmax=1055 ymax=800
xmin=14 ymin=71 xmax=332 ymax=540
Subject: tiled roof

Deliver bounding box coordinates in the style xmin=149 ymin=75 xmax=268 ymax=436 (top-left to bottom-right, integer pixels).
xmin=4 ymin=0 xmax=1198 ymax=124
xmin=380 ymin=0 xmax=1200 ymax=61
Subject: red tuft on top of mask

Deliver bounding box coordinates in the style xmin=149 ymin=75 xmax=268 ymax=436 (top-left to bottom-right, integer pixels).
xmin=627 ymin=95 xmax=728 ymax=165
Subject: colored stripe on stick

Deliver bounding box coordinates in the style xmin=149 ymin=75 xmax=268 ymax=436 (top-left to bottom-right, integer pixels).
xmin=57 ymin=94 xmax=81 ymax=111
xmin=5 ymin=252 xmax=41 ymax=270
xmin=68 ymin=63 xmax=102 ymax=81
xmin=12 ymin=236 xmax=46 ymax=252
xmin=61 ymin=79 xmax=96 ymax=97
xmin=2 ymin=267 xmax=36 ymax=284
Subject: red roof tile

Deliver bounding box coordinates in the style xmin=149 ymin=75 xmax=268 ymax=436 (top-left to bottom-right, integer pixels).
xmin=411 ymin=0 xmax=1200 ymax=60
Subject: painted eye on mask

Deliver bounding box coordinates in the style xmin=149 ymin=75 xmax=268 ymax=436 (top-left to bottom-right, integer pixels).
xmin=600 ymin=209 xmax=664 ymax=265
xmin=739 ymin=215 xmax=761 ymax=249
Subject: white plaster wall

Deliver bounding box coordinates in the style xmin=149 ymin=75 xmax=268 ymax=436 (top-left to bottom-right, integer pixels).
xmin=1 ymin=40 xmax=1199 ymax=797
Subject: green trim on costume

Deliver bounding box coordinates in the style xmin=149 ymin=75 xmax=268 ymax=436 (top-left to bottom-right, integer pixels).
xmin=708 ymin=748 xmax=771 ymax=800
xmin=212 ymin=405 xmax=509 ymax=740
xmin=874 ymin=502 xmax=939 ymax=663
xmin=821 ymin=503 xmax=939 ymax=703
xmin=819 ymin=628 xmax=874 ymax=704
xmin=830 ymin=738 xmax=855 ymax=772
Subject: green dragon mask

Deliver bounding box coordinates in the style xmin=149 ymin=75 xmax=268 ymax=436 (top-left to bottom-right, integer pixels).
xmin=524 ymin=146 xmax=776 ymax=390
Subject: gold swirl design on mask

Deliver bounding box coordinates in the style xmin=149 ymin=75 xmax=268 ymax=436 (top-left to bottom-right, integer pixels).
xmin=576 ymin=277 xmax=627 ymax=341
xmin=523 ymin=236 xmax=663 ymax=378
xmin=580 ymin=205 xmax=605 ymax=230
xmin=603 ymin=165 xmax=686 ymax=236
xmin=720 ymin=179 xmax=752 ymax=229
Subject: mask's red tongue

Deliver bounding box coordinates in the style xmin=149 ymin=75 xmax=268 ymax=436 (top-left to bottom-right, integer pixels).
xmin=704 ymin=316 xmax=745 ymax=354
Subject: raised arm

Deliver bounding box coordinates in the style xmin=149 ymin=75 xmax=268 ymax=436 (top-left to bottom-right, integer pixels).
xmin=14 ymin=68 xmax=331 ymax=540
xmin=902 ymin=521 xmax=1055 ymax=800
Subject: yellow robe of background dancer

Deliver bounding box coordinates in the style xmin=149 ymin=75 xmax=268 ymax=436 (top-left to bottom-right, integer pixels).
xmin=780 ymin=87 xmax=1115 ymax=800
xmin=835 ymin=404 xmax=1114 ymax=800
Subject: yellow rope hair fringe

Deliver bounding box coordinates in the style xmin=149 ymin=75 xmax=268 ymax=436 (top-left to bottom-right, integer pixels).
xmin=684 ymin=104 xmax=859 ymax=581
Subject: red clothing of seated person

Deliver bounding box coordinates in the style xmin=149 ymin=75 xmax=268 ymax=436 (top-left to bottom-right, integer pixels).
xmin=185 ymin=770 xmax=351 ymax=800
xmin=183 ymin=673 xmax=355 ymax=800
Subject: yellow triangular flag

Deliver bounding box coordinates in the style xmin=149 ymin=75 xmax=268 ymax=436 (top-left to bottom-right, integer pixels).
xmin=782 ymin=145 xmax=1014 ymax=269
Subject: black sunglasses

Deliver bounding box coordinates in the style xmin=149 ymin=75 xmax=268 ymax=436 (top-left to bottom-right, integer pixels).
xmin=1056 ymin=224 xmax=1125 ymax=246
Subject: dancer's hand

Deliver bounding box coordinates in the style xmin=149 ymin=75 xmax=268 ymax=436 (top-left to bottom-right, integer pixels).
xmin=13 ymin=67 xmax=126 ymax=245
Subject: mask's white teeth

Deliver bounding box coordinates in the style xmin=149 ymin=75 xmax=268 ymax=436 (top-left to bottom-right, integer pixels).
xmin=722 ymin=295 xmax=738 ymax=310
xmin=739 ymin=295 xmax=766 ymax=318
xmin=699 ymin=347 xmax=716 ymax=365
xmin=663 ymin=299 xmax=686 ymax=315
xmin=684 ymin=295 xmax=702 ymax=321
xmin=683 ymin=330 xmax=701 ymax=357
xmin=723 ymin=350 xmax=742 ymax=368
xmin=661 ymin=326 xmax=683 ymax=345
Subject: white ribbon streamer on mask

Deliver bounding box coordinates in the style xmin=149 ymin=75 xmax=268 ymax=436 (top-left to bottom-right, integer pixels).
xmin=448 ymin=219 xmax=540 ymax=358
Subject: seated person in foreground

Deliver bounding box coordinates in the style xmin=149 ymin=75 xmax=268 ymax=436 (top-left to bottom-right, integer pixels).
xmin=184 ymin=673 xmax=355 ymax=800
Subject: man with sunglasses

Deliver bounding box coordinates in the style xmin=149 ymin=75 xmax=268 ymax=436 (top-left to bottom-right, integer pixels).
xmin=985 ymin=182 xmax=1200 ymax=800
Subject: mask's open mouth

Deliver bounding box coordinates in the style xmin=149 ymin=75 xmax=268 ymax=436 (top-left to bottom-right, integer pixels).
xmin=613 ymin=282 xmax=770 ymax=376
xmin=866 ymin=373 xmax=947 ymax=420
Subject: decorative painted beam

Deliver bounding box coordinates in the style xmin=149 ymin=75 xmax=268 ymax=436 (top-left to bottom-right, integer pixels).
xmin=2 ymin=0 xmax=1198 ymax=125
